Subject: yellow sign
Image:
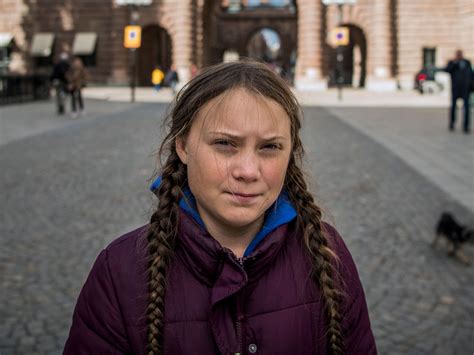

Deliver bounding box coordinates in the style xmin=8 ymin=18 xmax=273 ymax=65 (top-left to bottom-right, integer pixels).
xmin=124 ymin=26 xmax=141 ymax=48
xmin=330 ymin=27 xmax=350 ymax=46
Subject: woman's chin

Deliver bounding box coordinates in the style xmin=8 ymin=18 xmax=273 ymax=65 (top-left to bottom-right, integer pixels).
xmin=219 ymin=211 xmax=264 ymax=231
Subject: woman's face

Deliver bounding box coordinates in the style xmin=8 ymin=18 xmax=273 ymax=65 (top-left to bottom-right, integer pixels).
xmin=176 ymin=88 xmax=292 ymax=238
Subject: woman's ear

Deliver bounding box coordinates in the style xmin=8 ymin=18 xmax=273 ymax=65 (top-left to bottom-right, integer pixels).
xmin=175 ymin=137 xmax=188 ymax=165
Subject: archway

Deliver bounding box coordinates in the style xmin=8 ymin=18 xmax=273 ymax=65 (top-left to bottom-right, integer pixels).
xmin=138 ymin=25 xmax=172 ymax=86
xmin=327 ymin=24 xmax=367 ymax=88
xmin=246 ymin=27 xmax=293 ymax=81
xmin=247 ymin=28 xmax=281 ymax=62
xmin=202 ymin=0 xmax=297 ymax=81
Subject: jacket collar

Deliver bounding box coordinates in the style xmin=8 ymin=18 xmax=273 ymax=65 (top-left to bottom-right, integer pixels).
xmin=151 ymin=176 xmax=297 ymax=257
xmin=176 ymin=210 xmax=296 ymax=291
xmin=175 ymin=214 xmax=298 ymax=355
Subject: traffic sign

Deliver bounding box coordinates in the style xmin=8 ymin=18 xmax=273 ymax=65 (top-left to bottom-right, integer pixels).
xmin=330 ymin=27 xmax=349 ymax=46
xmin=124 ymin=26 xmax=141 ymax=48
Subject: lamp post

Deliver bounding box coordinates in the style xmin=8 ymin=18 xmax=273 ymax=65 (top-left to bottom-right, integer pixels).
xmin=336 ymin=3 xmax=343 ymax=101
xmin=116 ymin=0 xmax=151 ymax=102
xmin=322 ymin=0 xmax=356 ymax=101
xmin=129 ymin=5 xmax=139 ymax=103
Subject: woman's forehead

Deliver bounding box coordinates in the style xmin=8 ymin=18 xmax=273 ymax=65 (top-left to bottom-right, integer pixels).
xmin=193 ymin=88 xmax=291 ymax=135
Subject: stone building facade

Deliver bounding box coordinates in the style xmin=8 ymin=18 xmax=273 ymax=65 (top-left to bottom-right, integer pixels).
xmin=0 ymin=0 xmax=472 ymax=91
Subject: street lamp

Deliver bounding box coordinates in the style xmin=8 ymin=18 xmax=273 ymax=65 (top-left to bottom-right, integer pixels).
xmin=116 ymin=0 xmax=152 ymax=102
xmin=322 ymin=0 xmax=357 ymax=101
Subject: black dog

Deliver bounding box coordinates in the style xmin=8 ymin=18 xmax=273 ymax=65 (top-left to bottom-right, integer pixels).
xmin=432 ymin=212 xmax=474 ymax=265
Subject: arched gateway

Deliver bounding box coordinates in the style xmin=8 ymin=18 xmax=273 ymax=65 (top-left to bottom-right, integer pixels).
xmin=138 ymin=25 xmax=172 ymax=86
xmin=201 ymin=0 xmax=297 ymax=82
xmin=327 ymin=24 xmax=367 ymax=88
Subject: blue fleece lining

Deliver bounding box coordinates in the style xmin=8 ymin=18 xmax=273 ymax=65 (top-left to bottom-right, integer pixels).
xmin=150 ymin=176 xmax=297 ymax=257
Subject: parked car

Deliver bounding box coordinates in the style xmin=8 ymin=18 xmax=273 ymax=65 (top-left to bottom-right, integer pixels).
xmin=414 ymin=66 xmax=443 ymax=94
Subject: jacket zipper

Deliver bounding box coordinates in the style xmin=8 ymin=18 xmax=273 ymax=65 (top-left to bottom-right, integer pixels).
xmin=235 ymin=257 xmax=245 ymax=355
xmin=235 ymin=320 xmax=242 ymax=355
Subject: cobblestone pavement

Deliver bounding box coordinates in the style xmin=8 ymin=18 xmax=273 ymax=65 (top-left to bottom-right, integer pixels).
xmin=325 ymin=106 xmax=474 ymax=213
xmin=1 ymin=101 xmax=473 ymax=354
xmin=0 ymin=99 xmax=139 ymax=146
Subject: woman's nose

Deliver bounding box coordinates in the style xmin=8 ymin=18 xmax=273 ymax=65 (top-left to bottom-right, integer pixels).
xmin=230 ymin=152 xmax=261 ymax=182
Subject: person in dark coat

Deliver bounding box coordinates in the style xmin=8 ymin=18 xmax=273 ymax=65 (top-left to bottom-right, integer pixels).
xmin=164 ymin=64 xmax=179 ymax=93
xmin=445 ymin=50 xmax=472 ymax=133
xmin=64 ymin=61 xmax=377 ymax=354
xmin=50 ymin=52 xmax=70 ymax=115
xmin=66 ymin=57 xmax=88 ymax=118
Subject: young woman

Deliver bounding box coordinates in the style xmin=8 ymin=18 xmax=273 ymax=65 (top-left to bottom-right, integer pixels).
xmin=64 ymin=61 xmax=376 ymax=354
xmin=66 ymin=57 xmax=88 ymax=118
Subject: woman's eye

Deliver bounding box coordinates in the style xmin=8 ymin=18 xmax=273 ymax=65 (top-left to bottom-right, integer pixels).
xmin=262 ymin=143 xmax=280 ymax=151
xmin=213 ymin=140 xmax=236 ymax=150
xmin=214 ymin=140 xmax=232 ymax=146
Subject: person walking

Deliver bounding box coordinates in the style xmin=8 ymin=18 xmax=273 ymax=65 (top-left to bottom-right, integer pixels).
xmin=151 ymin=65 xmax=165 ymax=91
xmin=190 ymin=63 xmax=199 ymax=79
xmin=67 ymin=57 xmax=88 ymax=118
xmin=50 ymin=52 xmax=70 ymax=115
xmin=164 ymin=64 xmax=179 ymax=93
xmin=444 ymin=50 xmax=472 ymax=133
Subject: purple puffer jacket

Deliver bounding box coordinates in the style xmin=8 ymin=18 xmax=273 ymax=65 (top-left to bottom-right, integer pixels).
xmin=64 ymin=210 xmax=376 ymax=354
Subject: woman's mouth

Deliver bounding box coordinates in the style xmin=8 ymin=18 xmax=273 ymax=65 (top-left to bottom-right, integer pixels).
xmin=226 ymin=192 xmax=261 ymax=204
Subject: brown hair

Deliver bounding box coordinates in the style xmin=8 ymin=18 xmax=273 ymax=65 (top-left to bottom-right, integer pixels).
xmin=146 ymin=60 xmax=343 ymax=354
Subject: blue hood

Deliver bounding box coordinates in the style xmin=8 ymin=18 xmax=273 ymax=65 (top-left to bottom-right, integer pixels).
xmin=150 ymin=177 xmax=297 ymax=257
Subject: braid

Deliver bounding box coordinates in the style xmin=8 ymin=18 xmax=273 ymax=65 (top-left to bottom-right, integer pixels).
xmin=286 ymin=158 xmax=344 ymax=355
xmin=146 ymin=151 xmax=186 ymax=355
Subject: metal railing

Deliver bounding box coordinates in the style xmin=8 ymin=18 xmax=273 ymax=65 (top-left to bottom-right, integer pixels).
xmin=0 ymin=74 xmax=51 ymax=105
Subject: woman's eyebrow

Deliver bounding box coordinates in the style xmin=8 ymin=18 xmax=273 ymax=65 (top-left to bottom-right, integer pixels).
xmin=207 ymin=131 xmax=288 ymax=141
xmin=260 ymin=136 xmax=288 ymax=143
xmin=206 ymin=131 xmax=241 ymax=140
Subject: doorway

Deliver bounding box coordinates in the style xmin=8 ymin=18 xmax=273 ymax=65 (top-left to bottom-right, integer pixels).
xmin=138 ymin=25 xmax=172 ymax=86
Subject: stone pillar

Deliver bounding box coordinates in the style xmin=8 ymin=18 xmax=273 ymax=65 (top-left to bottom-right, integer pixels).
xmin=294 ymin=0 xmax=327 ymax=91
xmin=366 ymin=0 xmax=397 ymax=91
xmin=352 ymin=44 xmax=362 ymax=88
xmin=195 ymin=0 xmax=204 ymax=69
xmin=171 ymin=0 xmax=193 ymax=85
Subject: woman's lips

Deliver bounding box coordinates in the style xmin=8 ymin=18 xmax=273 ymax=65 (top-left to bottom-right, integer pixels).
xmin=226 ymin=192 xmax=261 ymax=204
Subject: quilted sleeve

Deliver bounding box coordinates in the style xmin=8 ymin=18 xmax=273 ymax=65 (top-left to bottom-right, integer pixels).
xmin=63 ymin=249 xmax=130 ymax=354
xmin=323 ymin=223 xmax=378 ymax=355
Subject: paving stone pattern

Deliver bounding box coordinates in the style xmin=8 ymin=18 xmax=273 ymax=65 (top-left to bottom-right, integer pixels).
xmin=0 ymin=102 xmax=473 ymax=354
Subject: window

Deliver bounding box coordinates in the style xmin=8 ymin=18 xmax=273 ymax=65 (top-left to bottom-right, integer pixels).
xmin=0 ymin=33 xmax=14 ymax=72
xmin=423 ymin=47 xmax=436 ymax=68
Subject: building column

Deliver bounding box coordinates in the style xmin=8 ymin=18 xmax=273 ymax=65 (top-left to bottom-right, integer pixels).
xmin=195 ymin=0 xmax=204 ymax=69
xmin=366 ymin=0 xmax=397 ymax=91
xmin=294 ymin=0 xmax=327 ymax=91
xmin=171 ymin=0 xmax=193 ymax=84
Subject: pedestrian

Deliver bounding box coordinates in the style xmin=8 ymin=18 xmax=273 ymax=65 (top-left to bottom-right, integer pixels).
xmin=444 ymin=49 xmax=472 ymax=133
xmin=64 ymin=60 xmax=377 ymax=354
xmin=164 ymin=64 xmax=179 ymax=93
xmin=66 ymin=57 xmax=88 ymax=118
xmin=190 ymin=63 xmax=198 ymax=79
xmin=50 ymin=52 xmax=70 ymax=115
xmin=151 ymin=65 xmax=165 ymax=91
